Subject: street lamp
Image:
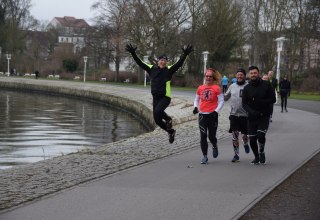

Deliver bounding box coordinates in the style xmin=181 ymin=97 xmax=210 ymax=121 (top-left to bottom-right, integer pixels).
xmin=83 ymin=56 xmax=88 ymax=82
xmin=6 ymin=52 xmax=11 ymax=76
xmin=143 ymin=55 xmax=149 ymax=87
xmin=275 ymin=37 xmax=287 ymax=83
xmin=202 ymin=51 xmax=209 ymax=84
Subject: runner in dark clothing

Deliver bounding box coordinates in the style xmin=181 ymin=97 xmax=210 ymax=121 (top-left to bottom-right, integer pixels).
xmin=279 ymin=75 xmax=291 ymax=112
xmin=242 ymin=66 xmax=276 ymax=164
xmin=125 ymin=43 xmax=193 ymax=143
xmin=267 ymin=70 xmax=278 ymax=122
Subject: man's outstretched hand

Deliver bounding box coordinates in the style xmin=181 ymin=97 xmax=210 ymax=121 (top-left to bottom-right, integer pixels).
xmin=125 ymin=44 xmax=137 ymax=54
xmin=182 ymin=44 xmax=193 ymax=55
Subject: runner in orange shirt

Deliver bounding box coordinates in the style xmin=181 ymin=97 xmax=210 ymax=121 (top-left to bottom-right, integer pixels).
xmin=193 ymin=68 xmax=224 ymax=164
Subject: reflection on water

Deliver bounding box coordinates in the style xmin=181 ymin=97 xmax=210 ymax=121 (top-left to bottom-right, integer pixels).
xmin=0 ymin=90 xmax=149 ymax=169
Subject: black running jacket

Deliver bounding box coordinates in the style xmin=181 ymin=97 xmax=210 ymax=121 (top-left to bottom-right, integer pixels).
xmin=242 ymin=78 xmax=276 ymax=120
xmin=130 ymin=52 xmax=187 ymax=98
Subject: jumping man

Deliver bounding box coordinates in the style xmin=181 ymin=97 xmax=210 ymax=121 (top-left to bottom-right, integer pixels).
xmin=125 ymin=43 xmax=193 ymax=143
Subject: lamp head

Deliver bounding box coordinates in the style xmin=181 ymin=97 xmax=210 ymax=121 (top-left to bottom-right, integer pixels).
xmin=202 ymin=51 xmax=209 ymax=61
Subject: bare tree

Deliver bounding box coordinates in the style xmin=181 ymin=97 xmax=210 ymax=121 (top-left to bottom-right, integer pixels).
xmin=0 ymin=0 xmax=41 ymax=73
xmin=182 ymin=0 xmax=208 ymax=76
xmin=126 ymin=0 xmax=190 ymax=57
xmin=121 ymin=0 xmax=191 ymax=82
xmin=92 ymin=0 xmax=131 ymax=82
xmin=259 ymin=0 xmax=289 ymax=71
xmin=284 ymin=0 xmax=320 ymax=79
xmin=0 ymin=0 xmax=35 ymax=52
xmin=85 ymin=25 xmax=113 ymax=70
xmin=243 ymin=0 xmax=265 ymax=68
xmin=89 ymin=0 xmax=318 ymax=89
xmin=243 ymin=0 xmax=319 ymax=77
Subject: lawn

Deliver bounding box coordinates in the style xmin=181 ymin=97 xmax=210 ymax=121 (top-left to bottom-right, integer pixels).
xmin=290 ymin=92 xmax=320 ymax=101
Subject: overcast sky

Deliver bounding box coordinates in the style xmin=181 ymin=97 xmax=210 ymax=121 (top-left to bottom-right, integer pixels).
xmin=30 ymin=0 xmax=97 ymax=23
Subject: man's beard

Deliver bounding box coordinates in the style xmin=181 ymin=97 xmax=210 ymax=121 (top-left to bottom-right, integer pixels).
xmin=250 ymin=77 xmax=260 ymax=86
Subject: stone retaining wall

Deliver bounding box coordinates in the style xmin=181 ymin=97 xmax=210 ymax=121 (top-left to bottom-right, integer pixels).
xmin=0 ymin=79 xmax=156 ymax=130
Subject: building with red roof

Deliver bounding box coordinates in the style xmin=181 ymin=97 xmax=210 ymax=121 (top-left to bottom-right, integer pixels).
xmin=48 ymin=16 xmax=90 ymax=54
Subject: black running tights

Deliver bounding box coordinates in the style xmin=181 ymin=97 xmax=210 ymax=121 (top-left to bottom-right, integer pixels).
xmin=281 ymin=93 xmax=288 ymax=110
xmin=153 ymin=95 xmax=172 ymax=132
xmin=198 ymin=113 xmax=218 ymax=156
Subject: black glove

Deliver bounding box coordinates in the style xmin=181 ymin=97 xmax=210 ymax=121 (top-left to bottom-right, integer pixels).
xmin=193 ymin=107 xmax=199 ymax=114
xmin=182 ymin=44 xmax=193 ymax=55
xmin=125 ymin=43 xmax=137 ymax=54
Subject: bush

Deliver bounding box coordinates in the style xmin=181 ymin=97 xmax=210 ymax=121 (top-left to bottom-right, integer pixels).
xmin=299 ymin=75 xmax=320 ymax=92
xmin=62 ymin=59 xmax=79 ymax=72
xmin=172 ymin=74 xmax=205 ymax=88
xmin=293 ymin=67 xmax=320 ymax=92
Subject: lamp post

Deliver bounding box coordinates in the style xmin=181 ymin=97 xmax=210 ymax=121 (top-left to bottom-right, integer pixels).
xmin=83 ymin=56 xmax=88 ymax=82
xmin=202 ymin=51 xmax=209 ymax=84
xmin=6 ymin=52 xmax=11 ymax=76
xmin=143 ymin=55 xmax=149 ymax=87
xmin=275 ymin=37 xmax=286 ymax=83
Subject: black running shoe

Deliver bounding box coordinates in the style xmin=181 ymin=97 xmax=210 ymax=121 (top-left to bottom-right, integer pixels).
xmin=259 ymin=152 xmax=266 ymax=164
xmin=231 ymin=155 xmax=240 ymax=163
xmin=169 ymin=130 xmax=176 ymax=144
xmin=250 ymin=157 xmax=260 ymax=165
xmin=212 ymin=146 xmax=219 ymax=158
xmin=200 ymin=156 xmax=208 ymax=164
xmin=244 ymin=144 xmax=250 ymax=154
xmin=166 ymin=119 xmax=173 ymax=130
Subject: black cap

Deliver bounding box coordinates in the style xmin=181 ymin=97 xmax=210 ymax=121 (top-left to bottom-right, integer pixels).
xmin=237 ymin=68 xmax=246 ymax=76
xmin=157 ymin=54 xmax=168 ymax=60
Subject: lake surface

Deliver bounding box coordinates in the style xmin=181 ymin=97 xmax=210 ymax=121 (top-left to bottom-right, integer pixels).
xmin=0 ymin=89 xmax=150 ymax=169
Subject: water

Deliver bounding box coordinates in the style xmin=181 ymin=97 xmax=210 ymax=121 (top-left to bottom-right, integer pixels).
xmin=0 ymin=90 xmax=150 ymax=169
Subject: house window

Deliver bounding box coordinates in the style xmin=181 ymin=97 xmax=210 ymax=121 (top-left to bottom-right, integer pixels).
xmin=75 ymin=46 xmax=81 ymax=54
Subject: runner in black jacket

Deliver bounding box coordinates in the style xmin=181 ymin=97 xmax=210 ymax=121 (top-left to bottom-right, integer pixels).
xmin=242 ymin=66 xmax=276 ymax=164
xmin=279 ymin=75 xmax=291 ymax=112
xmin=125 ymin=44 xmax=193 ymax=143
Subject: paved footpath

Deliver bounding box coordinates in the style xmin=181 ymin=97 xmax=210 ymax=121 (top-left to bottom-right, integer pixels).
xmin=0 ymin=78 xmax=319 ymax=220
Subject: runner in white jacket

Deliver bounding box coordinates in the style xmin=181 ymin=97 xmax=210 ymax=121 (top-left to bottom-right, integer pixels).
xmin=224 ymin=68 xmax=250 ymax=162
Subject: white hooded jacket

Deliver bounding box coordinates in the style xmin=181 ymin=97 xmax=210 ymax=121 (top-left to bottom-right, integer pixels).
xmin=224 ymin=82 xmax=248 ymax=117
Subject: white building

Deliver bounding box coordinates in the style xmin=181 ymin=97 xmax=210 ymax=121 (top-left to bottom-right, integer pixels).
xmin=47 ymin=16 xmax=90 ymax=54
